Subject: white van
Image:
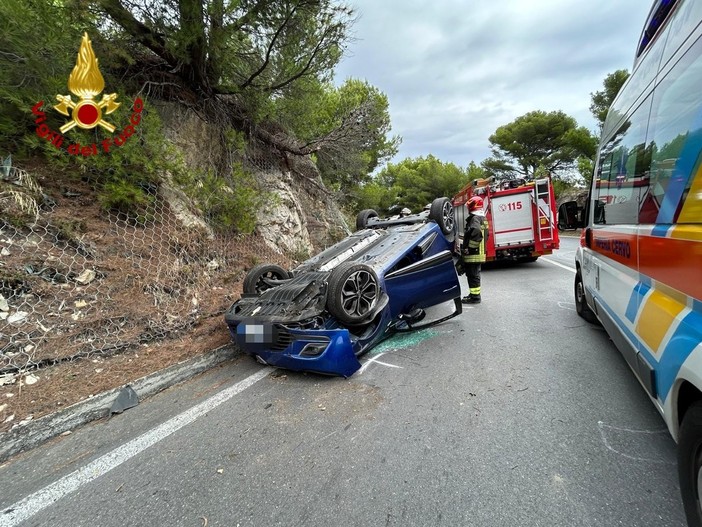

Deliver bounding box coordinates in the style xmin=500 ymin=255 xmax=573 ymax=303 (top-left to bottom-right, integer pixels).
xmin=562 ymin=0 xmax=702 ymax=523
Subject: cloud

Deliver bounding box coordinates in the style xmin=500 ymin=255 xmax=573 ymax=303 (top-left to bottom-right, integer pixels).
xmin=335 ymin=0 xmax=647 ymax=167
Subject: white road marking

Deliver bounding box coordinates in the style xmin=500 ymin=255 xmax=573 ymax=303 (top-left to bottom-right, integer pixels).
xmin=542 ymin=257 xmax=576 ymax=274
xmin=358 ymin=353 xmax=402 ymax=374
xmin=0 ymin=367 xmax=273 ymax=527
xmin=597 ymin=421 xmax=674 ymax=464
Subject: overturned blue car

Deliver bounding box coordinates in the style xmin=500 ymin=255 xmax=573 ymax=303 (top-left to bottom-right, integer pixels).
xmin=224 ymin=197 xmax=462 ymax=377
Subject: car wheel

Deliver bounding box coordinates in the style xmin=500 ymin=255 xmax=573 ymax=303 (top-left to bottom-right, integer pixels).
xmin=429 ymin=197 xmax=455 ymax=236
xmin=679 ymin=402 xmax=702 ymax=527
xmin=243 ymin=264 xmax=290 ymax=295
xmin=574 ymin=270 xmax=598 ymax=323
xmin=327 ymin=261 xmax=380 ymax=325
xmin=356 ymin=209 xmax=378 ymax=230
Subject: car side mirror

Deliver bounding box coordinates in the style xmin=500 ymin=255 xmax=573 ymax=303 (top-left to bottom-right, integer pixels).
xmin=558 ymin=201 xmax=580 ymax=230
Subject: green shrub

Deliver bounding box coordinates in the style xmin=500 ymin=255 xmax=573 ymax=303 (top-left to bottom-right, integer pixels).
xmin=194 ymin=164 xmax=267 ymax=234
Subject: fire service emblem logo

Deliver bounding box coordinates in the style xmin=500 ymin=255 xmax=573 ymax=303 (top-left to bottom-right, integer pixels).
xmin=54 ymin=33 xmax=120 ymax=133
xmin=32 ymin=33 xmax=144 ymax=157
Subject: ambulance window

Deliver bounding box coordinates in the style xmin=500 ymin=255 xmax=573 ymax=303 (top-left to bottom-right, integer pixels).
xmin=646 ymin=35 xmax=702 ymax=224
xmin=593 ymin=94 xmax=653 ymax=225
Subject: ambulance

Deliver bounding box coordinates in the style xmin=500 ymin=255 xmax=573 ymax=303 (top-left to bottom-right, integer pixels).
xmin=560 ymin=0 xmax=702 ymax=523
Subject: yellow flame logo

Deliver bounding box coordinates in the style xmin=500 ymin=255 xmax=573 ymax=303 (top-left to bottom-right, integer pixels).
xmin=68 ymin=33 xmax=105 ymax=98
xmin=54 ymin=33 xmax=120 ymax=133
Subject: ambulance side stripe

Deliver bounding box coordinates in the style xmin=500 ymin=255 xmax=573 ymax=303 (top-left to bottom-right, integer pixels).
xmin=678 ymin=168 xmax=702 ymax=224
xmin=655 ymin=122 xmax=702 ymax=225
xmin=639 ymin=234 xmax=702 ymax=302
xmin=658 ymin=309 xmax=702 ymax=399
xmin=590 ymin=285 xmax=702 ymax=404
xmin=626 ymin=281 xmax=652 ymax=323
xmin=636 ymin=290 xmax=687 ymax=354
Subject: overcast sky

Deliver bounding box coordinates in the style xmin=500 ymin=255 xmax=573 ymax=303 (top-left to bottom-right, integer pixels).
xmin=334 ymin=0 xmax=649 ymax=169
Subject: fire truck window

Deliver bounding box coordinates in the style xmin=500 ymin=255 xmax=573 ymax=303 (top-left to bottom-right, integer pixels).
xmin=593 ymin=93 xmax=653 ymax=225
xmin=645 ymin=36 xmax=702 ymax=224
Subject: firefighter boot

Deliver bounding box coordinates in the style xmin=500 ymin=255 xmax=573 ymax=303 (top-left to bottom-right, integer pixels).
xmin=462 ymin=294 xmax=481 ymax=304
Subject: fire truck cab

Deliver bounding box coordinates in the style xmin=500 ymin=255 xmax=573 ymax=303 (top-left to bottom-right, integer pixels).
xmin=453 ymin=176 xmax=560 ymax=262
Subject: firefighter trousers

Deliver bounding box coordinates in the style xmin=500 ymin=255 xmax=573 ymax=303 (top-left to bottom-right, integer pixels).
xmin=466 ymin=263 xmax=481 ymax=297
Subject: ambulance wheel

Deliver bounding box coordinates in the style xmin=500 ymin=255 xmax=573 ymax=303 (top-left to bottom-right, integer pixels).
xmin=678 ymin=401 xmax=702 ymax=527
xmin=575 ymin=270 xmax=598 ymax=324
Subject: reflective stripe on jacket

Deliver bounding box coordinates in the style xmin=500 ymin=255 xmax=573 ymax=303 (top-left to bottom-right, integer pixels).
xmin=462 ymin=213 xmax=488 ymax=263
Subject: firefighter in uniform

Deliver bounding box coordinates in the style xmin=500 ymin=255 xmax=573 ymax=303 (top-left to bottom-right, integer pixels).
xmin=461 ymin=195 xmax=488 ymax=304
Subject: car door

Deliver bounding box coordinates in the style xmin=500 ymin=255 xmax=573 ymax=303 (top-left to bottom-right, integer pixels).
xmin=384 ymin=250 xmax=460 ymax=317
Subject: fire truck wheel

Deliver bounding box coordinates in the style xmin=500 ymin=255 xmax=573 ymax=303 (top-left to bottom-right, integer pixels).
xmin=678 ymin=401 xmax=702 ymax=527
xmin=429 ymin=197 xmax=456 ymax=236
xmin=356 ymin=209 xmax=378 ymax=230
xmin=243 ymin=264 xmax=291 ymax=295
xmin=574 ymin=270 xmax=598 ymax=324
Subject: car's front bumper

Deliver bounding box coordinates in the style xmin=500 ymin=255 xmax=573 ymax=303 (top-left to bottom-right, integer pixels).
xmin=228 ymin=321 xmax=362 ymax=378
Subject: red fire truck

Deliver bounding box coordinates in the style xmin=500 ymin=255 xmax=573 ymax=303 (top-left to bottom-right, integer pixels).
xmin=452 ymin=176 xmax=560 ymax=262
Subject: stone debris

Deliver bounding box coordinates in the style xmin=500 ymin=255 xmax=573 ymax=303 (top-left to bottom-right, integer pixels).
xmin=0 ymin=374 xmax=17 ymax=386
xmin=7 ymin=311 xmax=28 ymax=324
xmin=75 ymin=269 xmax=96 ymax=285
xmin=110 ymin=385 xmax=139 ymax=414
xmin=23 ymin=374 xmax=39 ymax=386
xmin=0 ymin=294 xmax=8 ymax=312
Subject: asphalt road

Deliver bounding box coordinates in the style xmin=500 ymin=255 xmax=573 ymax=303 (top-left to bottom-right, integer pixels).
xmin=0 ymin=237 xmax=686 ymax=527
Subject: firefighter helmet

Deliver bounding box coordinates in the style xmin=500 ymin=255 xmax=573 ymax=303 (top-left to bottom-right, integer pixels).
xmin=467 ymin=196 xmax=483 ymax=211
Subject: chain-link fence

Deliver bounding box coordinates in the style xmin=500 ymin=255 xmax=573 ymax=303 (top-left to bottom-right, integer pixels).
xmin=0 ymin=154 xmax=293 ymax=382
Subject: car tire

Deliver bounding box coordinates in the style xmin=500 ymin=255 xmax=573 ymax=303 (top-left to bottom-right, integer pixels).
xmin=678 ymin=401 xmax=702 ymax=527
xmin=243 ymin=264 xmax=290 ymax=295
xmin=327 ymin=261 xmax=380 ymax=325
xmin=575 ymin=270 xmax=598 ymax=324
xmin=429 ymin=197 xmax=455 ymax=236
xmin=356 ymin=209 xmax=378 ymax=230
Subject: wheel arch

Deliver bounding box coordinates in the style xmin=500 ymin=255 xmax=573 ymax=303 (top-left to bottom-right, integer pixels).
xmin=677 ymin=380 xmax=702 ymax=432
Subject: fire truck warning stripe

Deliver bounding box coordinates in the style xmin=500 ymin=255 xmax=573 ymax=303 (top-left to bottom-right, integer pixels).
xmin=495 ymin=227 xmax=532 ymax=235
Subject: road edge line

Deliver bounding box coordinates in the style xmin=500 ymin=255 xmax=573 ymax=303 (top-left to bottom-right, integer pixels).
xmin=0 ymin=345 xmax=241 ymax=464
